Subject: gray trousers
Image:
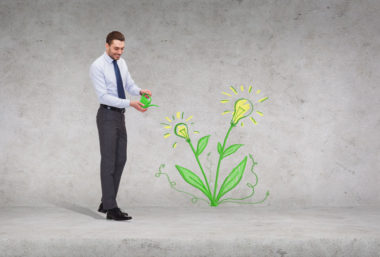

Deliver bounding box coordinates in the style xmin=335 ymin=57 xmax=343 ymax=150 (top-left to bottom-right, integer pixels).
xmin=96 ymin=106 xmax=127 ymax=210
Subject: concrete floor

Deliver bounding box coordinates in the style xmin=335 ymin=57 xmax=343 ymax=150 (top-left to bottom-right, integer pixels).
xmin=0 ymin=205 xmax=379 ymax=257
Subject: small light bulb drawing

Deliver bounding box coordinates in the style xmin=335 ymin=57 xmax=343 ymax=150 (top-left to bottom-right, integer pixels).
xmin=161 ymin=112 xmax=198 ymax=148
xmin=174 ymin=123 xmax=190 ymax=142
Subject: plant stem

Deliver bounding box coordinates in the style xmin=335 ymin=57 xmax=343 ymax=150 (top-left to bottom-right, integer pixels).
xmin=188 ymin=140 xmax=213 ymax=202
xmin=212 ymin=123 xmax=235 ymax=203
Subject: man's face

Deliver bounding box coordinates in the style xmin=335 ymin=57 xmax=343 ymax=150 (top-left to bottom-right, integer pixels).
xmin=106 ymin=40 xmax=125 ymax=60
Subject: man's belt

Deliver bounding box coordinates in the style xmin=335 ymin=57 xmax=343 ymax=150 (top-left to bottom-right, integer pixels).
xmin=100 ymin=104 xmax=125 ymax=113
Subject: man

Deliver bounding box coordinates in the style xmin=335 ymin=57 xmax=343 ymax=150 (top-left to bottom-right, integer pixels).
xmin=90 ymin=31 xmax=151 ymax=221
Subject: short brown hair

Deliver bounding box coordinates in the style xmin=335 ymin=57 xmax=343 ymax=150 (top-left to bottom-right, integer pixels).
xmin=106 ymin=31 xmax=125 ymax=45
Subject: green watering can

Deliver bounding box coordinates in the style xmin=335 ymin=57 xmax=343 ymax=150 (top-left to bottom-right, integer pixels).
xmin=140 ymin=93 xmax=159 ymax=108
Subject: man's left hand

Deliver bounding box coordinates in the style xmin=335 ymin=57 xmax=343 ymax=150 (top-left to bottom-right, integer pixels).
xmin=140 ymin=89 xmax=152 ymax=97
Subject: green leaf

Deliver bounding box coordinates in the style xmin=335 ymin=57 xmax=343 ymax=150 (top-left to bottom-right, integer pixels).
xmin=175 ymin=165 xmax=210 ymax=198
xmin=217 ymin=142 xmax=223 ymax=154
xmin=196 ymin=135 xmax=210 ymax=156
xmin=222 ymin=144 xmax=244 ymax=159
xmin=216 ymin=156 xmax=248 ymax=201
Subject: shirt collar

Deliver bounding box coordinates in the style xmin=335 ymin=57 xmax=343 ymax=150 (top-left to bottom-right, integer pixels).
xmin=103 ymin=52 xmax=115 ymax=64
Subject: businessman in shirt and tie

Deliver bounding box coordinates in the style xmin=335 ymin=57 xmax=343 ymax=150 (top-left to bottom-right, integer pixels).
xmin=90 ymin=31 xmax=151 ymax=221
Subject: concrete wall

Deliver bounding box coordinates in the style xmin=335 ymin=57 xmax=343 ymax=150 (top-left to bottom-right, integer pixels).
xmin=1 ymin=0 xmax=379 ymax=208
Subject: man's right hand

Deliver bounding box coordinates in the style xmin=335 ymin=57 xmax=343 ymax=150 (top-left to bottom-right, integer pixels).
xmin=130 ymin=101 xmax=147 ymax=112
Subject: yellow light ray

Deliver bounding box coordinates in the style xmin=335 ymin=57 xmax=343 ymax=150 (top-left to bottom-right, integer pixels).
xmin=258 ymin=97 xmax=268 ymax=103
xmin=165 ymin=117 xmax=172 ymax=122
xmin=186 ymin=115 xmax=193 ymax=122
xmin=164 ymin=125 xmax=172 ymax=129
xmin=230 ymin=86 xmax=238 ymax=95
xmin=248 ymin=86 xmax=252 ymax=93
xmin=194 ymin=131 xmax=200 ymax=134
xmin=256 ymin=89 xmax=261 ymax=94
xmin=222 ymin=91 xmax=232 ymax=97
xmin=164 ymin=133 xmax=171 ymax=138
xmin=222 ymin=110 xmax=232 ymax=115
xmin=172 ymin=142 xmax=177 ymax=148
xmin=240 ymin=85 xmax=244 ymax=92
xmin=256 ymin=111 xmax=264 ymax=116
xmin=241 ymin=122 xmax=244 ymax=127
xmin=250 ymin=117 xmax=257 ymax=125
xmin=176 ymin=112 xmax=181 ymax=119
xmin=220 ymin=100 xmax=229 ymax=104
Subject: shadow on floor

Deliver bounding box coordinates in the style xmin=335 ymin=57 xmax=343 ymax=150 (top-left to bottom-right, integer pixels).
xmin=54 ymin=201 xmax=104 ymax=220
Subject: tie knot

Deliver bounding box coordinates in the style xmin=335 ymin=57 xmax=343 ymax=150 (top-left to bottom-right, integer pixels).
xmin=113 ymin=60 xmax=117 ymax=64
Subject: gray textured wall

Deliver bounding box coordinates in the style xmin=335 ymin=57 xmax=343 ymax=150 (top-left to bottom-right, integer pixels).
xmin=1 ymin=0 xmax=379 ymax=208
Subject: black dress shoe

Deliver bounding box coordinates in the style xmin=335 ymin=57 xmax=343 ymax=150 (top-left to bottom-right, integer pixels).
xmin=98 ymin=203 xmax=129 ymax=216
xmin=97 ymin=203 xmax=107 ymax=213
xmin=106 ymin=208 xmax=132 ymax=221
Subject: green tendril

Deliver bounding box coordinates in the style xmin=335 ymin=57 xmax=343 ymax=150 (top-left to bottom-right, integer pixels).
xmin=217 ymin=153 xmax=270 ymax=205
xmin=155 ymin=164 xmax=209 ymax=204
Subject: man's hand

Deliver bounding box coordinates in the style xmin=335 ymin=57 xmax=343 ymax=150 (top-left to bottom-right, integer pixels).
xmin=130 ymin=101 xmax=147 ymax=112
xmin=140 ymin=89 xmax=152 ymax=97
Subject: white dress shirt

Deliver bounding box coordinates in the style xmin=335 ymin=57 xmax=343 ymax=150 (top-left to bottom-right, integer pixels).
xmin=90 ymin=52 xmax=141 ymax=108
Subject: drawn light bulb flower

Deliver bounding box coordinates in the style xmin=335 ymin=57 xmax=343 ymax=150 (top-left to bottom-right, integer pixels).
xmin=231 ymin=98 xmax=253 ymax=126
xmin=161 ymin=112 xmax=199 ymax=148
xmin=175 ymin=123 xmax=190 ymax=141
xmin=220 ymin=85 xmax=268 ymax=127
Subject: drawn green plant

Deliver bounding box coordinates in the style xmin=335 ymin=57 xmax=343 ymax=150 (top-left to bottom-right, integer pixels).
xmin=157 ymin=85 xmax=270 ymax=206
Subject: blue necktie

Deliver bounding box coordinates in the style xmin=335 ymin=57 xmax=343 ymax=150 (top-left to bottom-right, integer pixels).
xmin=113 ymin=60 xmax=126 ymax=99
